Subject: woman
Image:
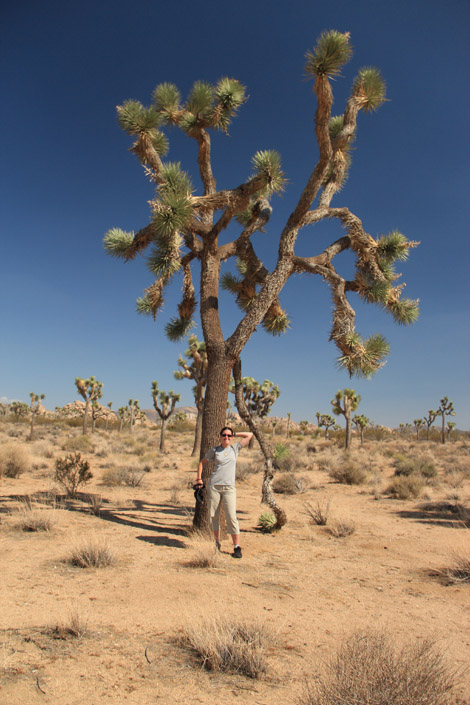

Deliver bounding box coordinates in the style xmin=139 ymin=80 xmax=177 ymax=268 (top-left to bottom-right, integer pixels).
xmin=195 ymin=427 xmax=253 ymax=558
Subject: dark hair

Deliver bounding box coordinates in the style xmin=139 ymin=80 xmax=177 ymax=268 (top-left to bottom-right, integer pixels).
xmin=220 ymin=426 xmax=233 ymax=436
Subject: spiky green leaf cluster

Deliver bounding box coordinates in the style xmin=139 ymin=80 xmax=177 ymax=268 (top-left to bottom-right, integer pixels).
xmin=159 ymin=162 xmax=193 ymax=197
xmin=220 ymin=272 xmax=240 ymax=293
xmin=305 ymin=30 xmax=353 ymax=78
xmin=117 ymin=100 xmax=162 ymax=134
xmin=152 ymin=193 xmax=193 ymax=237
xmin=152 ymin=82 xmax=181 ymax=119
xmin=377 ymin=231 xmax=410 ymax=264
xmin=262 ymin=311 xmax=291 ymax=336
xmin=164 ymin=317 xmax=195 ymax=341
xmin=388 ymin=298 xmax=420 ymax=326
xmin=338 ymin=333 xmax=390 ymax=378
xmin=103 ymin=228 xmax=135 ymax=258
xmin=187 ymin=81 xmax=214 ymax=115
xmin=136 ymin=295 xmax=154 ymax=316
xmin=251 ymin=150 xmax=286 ymax=194
xmin=353 ymin=67 xmax=386 ymax=112
xmin=146 ymin=243 xmax=182 ymax=277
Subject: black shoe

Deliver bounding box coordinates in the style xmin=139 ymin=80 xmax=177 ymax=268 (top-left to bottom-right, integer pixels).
xmin=233 ymin=546 xmax=242 ymax=559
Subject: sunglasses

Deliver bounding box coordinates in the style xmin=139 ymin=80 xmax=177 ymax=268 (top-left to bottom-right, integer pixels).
xmin=221 ymin=433 xmax=232 ymax=438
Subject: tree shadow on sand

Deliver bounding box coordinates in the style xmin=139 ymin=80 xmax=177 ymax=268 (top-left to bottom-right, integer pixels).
xmin=395 ymin=501 xmax=469 ymax=528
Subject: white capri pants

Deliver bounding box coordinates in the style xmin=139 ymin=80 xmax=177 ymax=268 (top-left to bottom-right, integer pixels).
xmin=207 ymin=484 xmax=239 ymax=535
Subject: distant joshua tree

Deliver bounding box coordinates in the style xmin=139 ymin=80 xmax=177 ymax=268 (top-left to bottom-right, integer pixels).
xmin=117 ymin=406 xmax=128 ymax=432
xmin=106 ymin=401 xmax=113 ymax=431
xmin=29 ymin=392 xmax=45 ymax=439
xmin=423 ymin=409 xmax=438 ymax=441
xmin=316 ymin=413 xmax=338 ymax=439
xmin=151 ymin=381 xmax=180 ymax=451
xmin=128 ymin=398 xmax=141 ymax=433
xmin=10 ymin=401 xmax=29 ymax=421
xmin=446 ymin=421 xmax=456 ymax=441
xmin=174 ymin=335 xmax=208 ymax=456
xmin=75 ymin=376 xmax=103 ymax=435
xmin=413 ymin=418 xmax=425 ymax=440
xmin=230 ymin=376 xmax=280 ymax=447
xmin=436 ymin=397 xmax=455 ymax=444
xmin=352 ymin=413 xmax=369 ymax=446
xmin=331 ymin=389 xmax=361 ymax=449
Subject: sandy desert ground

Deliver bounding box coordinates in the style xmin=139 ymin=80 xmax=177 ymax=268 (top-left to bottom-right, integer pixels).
xmin=1 ymin=420 xmax=469 ymax=704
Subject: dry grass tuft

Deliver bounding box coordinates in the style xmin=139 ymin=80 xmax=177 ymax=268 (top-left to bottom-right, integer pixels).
xmin=183 ymin=531 xmax=221 ymax=568
xmin=11 ymin=499 xmax=57 ymax=532
xmin=67 ymin=538 xmax=116 ymax=568
xmin=0 ymin=443 xmax=31 ymax=478
xmin=300 ymin=630 xmax=457 ymax=705
xmin=180 ymin=614 xmax=273 ymax=678
xmin=328 ymin=519 xmax=356 ymax=538
xmin=50 ymin=609 xmax=89 ymax=639
xmin=444 ymin=548 xmax=470 ymax=584
xmin=304 ymin=499 xmax=331 ymax=525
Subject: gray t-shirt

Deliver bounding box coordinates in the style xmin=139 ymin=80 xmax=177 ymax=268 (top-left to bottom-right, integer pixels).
xmin=205 ymin=441 xmax=242 ymax=486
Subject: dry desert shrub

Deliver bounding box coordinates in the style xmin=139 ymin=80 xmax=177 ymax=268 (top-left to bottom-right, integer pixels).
xmin=300 ymin=630 xmax=457 ymax=705
xmin=55 ymin=452 xmax=92 ymax=497
xmin=273 ymin=473 xmax=306 ymax=494
xmin=101 ymin=465 xmax=146 ymax=487
xmin=169 ymin=479 xmax=186 ymax=503
xmin=62 ymin=435 xmax=94 ymax=453
xmin=444 ymin=548 xmax=470 ymax=584
xmin=386 ymin=474 xmax=424 ymax=499
xmin=0 ymin=443 xmax=31 ymax=478
xmin=86 ymin=493 xmax=104 ymax=516
xmin=304 ymin=499 xmax=331 ymax=526
xmin=236 ymin=461 xmax=260 ymax=482
xmin=393 ymin=454 xmax=437 ymax=480
xmin=328 ymin=457 xmax=368 ymax=485
xmin=50 ymin=609 xmax=89 ymax=639
xmin=11 ymin=499 xmax=57 ymax=532
xmin=328 ymin=519 xmax=356 ymax=538
xmin=67 ymin=538 xmax=116 ymax=568
xmin=181 ymin=614 xmax=273 ymax=678
xmin=183 ymin=531 xmax=221 ymax=568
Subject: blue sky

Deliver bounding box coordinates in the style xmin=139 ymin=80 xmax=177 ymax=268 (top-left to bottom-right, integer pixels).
xmin=1 ymin=0 xmax=469 ymax=429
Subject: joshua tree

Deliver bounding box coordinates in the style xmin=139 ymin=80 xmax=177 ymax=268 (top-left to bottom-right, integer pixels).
xmin=286 ymin=412 xmax=292 ymax=439
xmin=446 ymin=421 xmax=456 ymax=441
xmin=28 ymin=392 xmax=45 ymax=439
xmin=413 ymin=418 xmax=424 ymax=440
xmin=10 ymin=401 xmax=29 ymax=420
xmin=104 ymin=30 xmax=418 ymax=529
xmin=106 ymin=401 xmax=113 ymax=430
xmin=128 ymin=398 xmax=141 ymax=433
xmin=317 ymin=413 xmax=338 ymax=439
xmin=75 ymin=376 xmax=103 ymax=435
xmin=117 ymin=405 xmax=128 ymax=432
xmin=151 ymin=381 xmax=180 ymax=451
xmin=352 ymin=413 xmax=369 ymax=446
xmin=423 ymin=409 xmax=438 ymax=441
xmin=230 ymin=376 xmax=280 ymax=447
xmin=436 ymin=397 xmax=455 ymax=444
xmin=331 ymin=389 xmax=361 ymax=449
xmin=300 ymin=420 xmax=310 ymax=435
xmin=174 ymin=335 xmax=208 ymax=456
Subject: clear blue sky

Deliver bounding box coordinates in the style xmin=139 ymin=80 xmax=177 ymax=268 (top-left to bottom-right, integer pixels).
xmin=1 ymin=0 xmax=469 ymax=429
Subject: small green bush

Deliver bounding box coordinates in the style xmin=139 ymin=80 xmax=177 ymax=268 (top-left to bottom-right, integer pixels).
xmin=386 ymin=475 xmax=424 ymax=499
xmin=328 ymin=460 xmax=367 ymax=485
xmin=394 ymin=454 xmax=437 ymax=479
xmin=55 ymin=452 xmax=92 ymax=497
xmin=62 ymin=435 xmax=94 ymax=453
